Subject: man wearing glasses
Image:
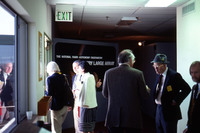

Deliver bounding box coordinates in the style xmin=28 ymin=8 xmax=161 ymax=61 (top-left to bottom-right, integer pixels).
xmin=151 ymin=54 xmax=190 ymax=133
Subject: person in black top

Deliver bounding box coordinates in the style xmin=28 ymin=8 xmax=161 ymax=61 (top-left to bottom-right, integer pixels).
xmin=45 ymin=61 xmax=72 ymax=133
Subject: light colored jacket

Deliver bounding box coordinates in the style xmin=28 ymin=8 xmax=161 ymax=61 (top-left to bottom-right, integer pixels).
xmin=76 ymin=72 xmax=97 ymax=108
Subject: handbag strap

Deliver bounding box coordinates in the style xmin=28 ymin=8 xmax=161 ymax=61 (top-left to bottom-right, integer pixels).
xmin=63 ymin=74 xmax=71 ymax=90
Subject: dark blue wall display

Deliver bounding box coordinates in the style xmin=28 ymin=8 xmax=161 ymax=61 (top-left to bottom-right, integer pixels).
xmin=53 ymin=38 xmax=118 ymax=129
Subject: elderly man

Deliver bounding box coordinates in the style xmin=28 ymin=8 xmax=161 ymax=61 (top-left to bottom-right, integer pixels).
xmin=151 ymin=54 xmax=190 ymax=133
xmin=0 ymin=62 xmax=14 ymax=121
xmin=102 ymin=49 xmax=149 ymax=133
xmin=183 ymin=61 xmax=200 ymax=133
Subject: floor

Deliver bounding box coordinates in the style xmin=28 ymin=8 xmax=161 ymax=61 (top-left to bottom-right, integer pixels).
xmin=11 ymin=114 xmax=156 ymax=133
xmin=62 ymin=114 xmax=156 ymax=133
xmin=62 ymin=122 xmax=107 ymax=133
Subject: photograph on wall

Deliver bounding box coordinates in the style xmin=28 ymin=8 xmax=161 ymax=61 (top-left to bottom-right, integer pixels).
xmin=38 ymin=31 xmax=43 ymax=81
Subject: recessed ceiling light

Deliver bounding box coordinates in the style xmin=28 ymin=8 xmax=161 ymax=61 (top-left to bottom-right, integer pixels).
xmin=145 ymin=0 xmax=177 ymax=7
xmin=116 ymin=17 xmax=138 ymax=26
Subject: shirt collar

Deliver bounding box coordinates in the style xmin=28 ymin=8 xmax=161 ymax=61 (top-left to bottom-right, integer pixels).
xmin=3 ymin=71 xmax=9 ymax=76
xmin=119 ymin=63 xmax=130 ymax=67
xmin=197 ymin=83 xmax=200 ymax=91
xmin=161 ymin=67 xmax=168 ymax=78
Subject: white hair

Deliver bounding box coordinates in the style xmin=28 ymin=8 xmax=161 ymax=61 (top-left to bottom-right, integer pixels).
xmin=118 ymin=49 xmax=135 ymax=65
xmin=46 ymin=61 xmax=60 ymax=74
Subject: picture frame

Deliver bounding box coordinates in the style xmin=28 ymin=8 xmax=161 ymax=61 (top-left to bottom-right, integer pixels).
xmin=38 ymin=31 xmax=43 ymax=81
xmin=44 ymin=32 xmax=52 ymax=86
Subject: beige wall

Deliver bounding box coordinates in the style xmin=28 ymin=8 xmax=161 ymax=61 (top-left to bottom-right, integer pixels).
xmin=177 ymin=0 xmax=200 ymax=132
xmin=6 ymin=0 xmax=52 ymax=113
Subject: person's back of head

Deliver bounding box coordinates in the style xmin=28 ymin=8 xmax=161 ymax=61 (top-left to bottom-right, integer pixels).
xmin=47 ymin=61 xmax=60 ymax=75
xmin=118 ymin=49 xmax=135 ymax=66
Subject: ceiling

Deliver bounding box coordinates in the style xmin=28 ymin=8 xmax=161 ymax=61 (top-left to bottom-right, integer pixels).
xmin=46 ymin=0 xmax=190 ymax=44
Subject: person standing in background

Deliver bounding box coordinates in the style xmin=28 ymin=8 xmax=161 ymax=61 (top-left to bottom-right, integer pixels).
xmin=151 ymin=54 xmax=190 ymax=133
xmin=72 ymin=60 xmax=82 ymax=133
xmin=183 ymin=61 xmax=200 ymax=133
xmin=0 ymin=62 xmax=14 ymax=121
xmin=102 ymin=49 xmax=150 ymax=133
xmin=72 ymin=60 xmax=101 ymax=133
xmin=45 ymin=61 xmax=72 ymax=133
xmin=74 ymin=60 xmax=97 ymax=133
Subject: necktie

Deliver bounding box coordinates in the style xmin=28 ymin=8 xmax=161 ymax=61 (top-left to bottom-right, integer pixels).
xmin=194 ymin=84 xmax=199 ymax=100
xmin=155 ymin=74 xmax=163 ymax=98
xmin=189 ymin=84 xmax=198 ymax=122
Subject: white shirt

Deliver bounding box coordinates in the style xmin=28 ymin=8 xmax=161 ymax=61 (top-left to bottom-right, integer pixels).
xmin=155 ymin=67 xmax=168 ymax=105
xmin=75 ymin=72 xmax=97 ymax=108
xmin=3 ymin=72 xmax=9 ymax=85
xmin=194 ymin=83 xmax=200 ymax=99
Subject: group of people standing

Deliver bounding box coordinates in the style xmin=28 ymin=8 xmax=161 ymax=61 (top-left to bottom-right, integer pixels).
xmin=45 ymin=49 xmax=200 ymax=133
xmin=46 ymin=60 xmax=99 ymax=133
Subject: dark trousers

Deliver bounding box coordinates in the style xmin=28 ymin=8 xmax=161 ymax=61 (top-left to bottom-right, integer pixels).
xmin=156 ymin=105 xmax=177 ymax=133
xmin=107 ymin=126 xmax=141 ymax=133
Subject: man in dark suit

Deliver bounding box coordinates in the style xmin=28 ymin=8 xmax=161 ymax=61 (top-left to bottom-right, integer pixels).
xmin=0 ymin=62 xmax=14 ymax=120
xmin=151 ymin=54 xmax=191 ymax=133
xmin=0 ymin=62 xmax=14 ymax=106
xmin=102 ymin=49 xmax=150 ymax=133
xmin=183 ymin=61 xmax=200 ymax=133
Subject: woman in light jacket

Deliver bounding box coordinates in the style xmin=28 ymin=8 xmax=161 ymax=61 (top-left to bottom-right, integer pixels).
xmin=74 ymin=61 xmax=97 ymax=133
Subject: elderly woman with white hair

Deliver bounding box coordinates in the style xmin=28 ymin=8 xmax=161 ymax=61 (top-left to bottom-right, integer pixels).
xmin=45 ymin=61 xmax=72 ymax=133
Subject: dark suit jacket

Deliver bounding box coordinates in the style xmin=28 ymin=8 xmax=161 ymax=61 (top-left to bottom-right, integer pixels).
xmin=102 ymin=64 xmax=149 ymax=129
xmin=46 ymin=73 xmax=69 ymax=110
xmin=187 ymin=84 xmax=200 ymax=133
xmin=153 ymin=68 xmax=191 ymax=121
xmin=0 ymin=72 xmax=14 ymax=106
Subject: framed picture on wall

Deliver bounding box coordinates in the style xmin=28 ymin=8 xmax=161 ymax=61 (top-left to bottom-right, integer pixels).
xmin=44 ymin=32 xmax=52 ymax=86
xmin=38 ymin=31 xmax=43 ymax=81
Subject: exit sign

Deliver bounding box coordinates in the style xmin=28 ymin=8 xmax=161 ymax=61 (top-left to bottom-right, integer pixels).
xmin=55 ymin=5 xmax=73 ymax=22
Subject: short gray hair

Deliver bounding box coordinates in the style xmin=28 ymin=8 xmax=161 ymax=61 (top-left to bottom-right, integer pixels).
xmin=118 ymin=49 xmax=135 ymax=64
xmin=47 ymin=61 xmax=60 ymax=73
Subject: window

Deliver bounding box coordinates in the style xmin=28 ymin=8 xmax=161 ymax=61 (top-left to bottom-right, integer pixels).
xmin=0 ymin=3 xmax=17 ymax=132
xmin=17 ymin=16 xmax=28 ymax=123
xmin=0 ymin=2 xmax=28 ymax=132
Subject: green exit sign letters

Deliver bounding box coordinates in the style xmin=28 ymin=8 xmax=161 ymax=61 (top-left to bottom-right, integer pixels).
xmin=55 ymin=5 xmax=73 ymax=22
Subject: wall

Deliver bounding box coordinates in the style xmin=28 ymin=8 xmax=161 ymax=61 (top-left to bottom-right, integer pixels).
xmin=177 ymin=0 xmax=200 ymax=132
xmin=6 ymin=0 xmax=52 ymax=113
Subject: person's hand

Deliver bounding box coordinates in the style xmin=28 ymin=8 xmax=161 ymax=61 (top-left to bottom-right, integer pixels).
xmin=146 ymin=85 xmax=151 ymax=93
xmin=96 ymin=79 xmax=102 ymax=88
xmin=45 ymin=87 xmax=48 ymax=92
xmin=67 ymin=106 xmax=72 ymax=111
xmin=183 ymin=128 xmax=188 ymax=133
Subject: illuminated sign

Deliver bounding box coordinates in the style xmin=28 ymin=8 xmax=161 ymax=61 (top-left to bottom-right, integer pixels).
xmin=55 ymin=4 xmax=73 ymax=22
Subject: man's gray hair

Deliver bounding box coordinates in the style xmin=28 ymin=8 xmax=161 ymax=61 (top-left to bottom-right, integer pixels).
xmin=47 ymin=61 xmax=60 ymax=73
xmin=118 ymin=49 xmax=135 ymax=64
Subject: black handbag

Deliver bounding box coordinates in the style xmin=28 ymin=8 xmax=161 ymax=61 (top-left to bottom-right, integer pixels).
xmin=63 ymin=74 xmax=74 ymax=107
